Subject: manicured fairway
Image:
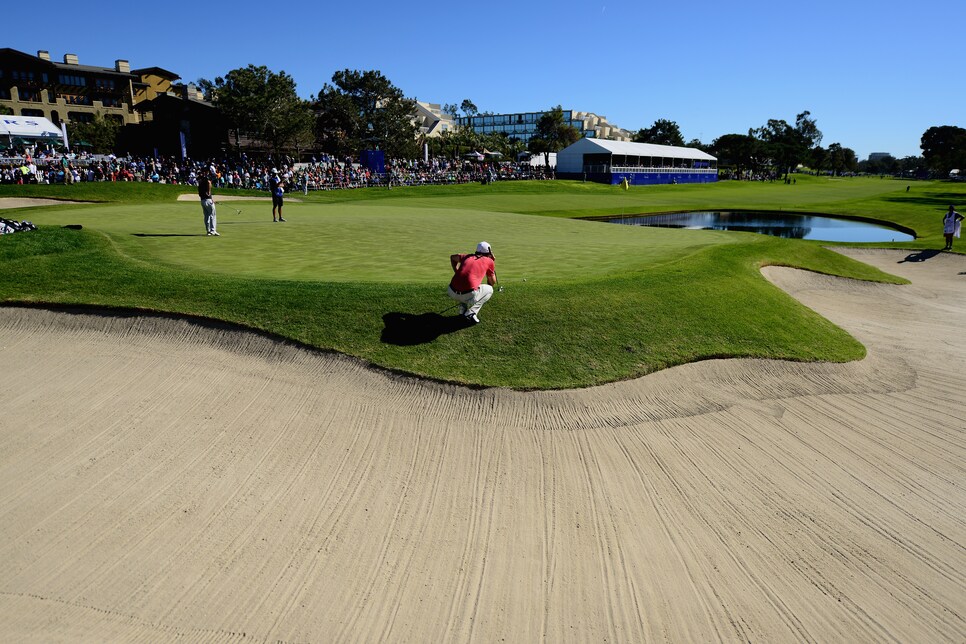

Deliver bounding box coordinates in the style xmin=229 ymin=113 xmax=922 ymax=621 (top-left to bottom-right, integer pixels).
xmin=2 ymin=176 xmax=964 ymax=388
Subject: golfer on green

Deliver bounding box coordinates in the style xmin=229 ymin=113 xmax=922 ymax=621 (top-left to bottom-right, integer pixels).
xmin=448 ymin=242 xmax=497 ymax=324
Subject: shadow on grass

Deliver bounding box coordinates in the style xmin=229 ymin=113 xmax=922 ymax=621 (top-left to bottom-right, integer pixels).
xmin=132 ymin=233 xmax=206 ymax=237
xmin=898 ymin=249 xmax=943 ymax=263
xmin=381 ymin=311 xmax=471 ymax=345
xmin=883 ymin=192 xmax=966 ymax=207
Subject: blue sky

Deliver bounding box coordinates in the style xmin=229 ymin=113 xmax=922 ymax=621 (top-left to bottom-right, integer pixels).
xmin=8 ymin=0 xmax=963 ymax=160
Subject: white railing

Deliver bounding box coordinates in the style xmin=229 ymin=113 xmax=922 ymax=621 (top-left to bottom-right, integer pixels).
xmin=609 ymin=166 xmax=717 ymax=174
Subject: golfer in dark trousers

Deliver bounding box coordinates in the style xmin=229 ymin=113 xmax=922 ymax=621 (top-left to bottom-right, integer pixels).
xmin=448 ymin=242 xmax=497 ymax=324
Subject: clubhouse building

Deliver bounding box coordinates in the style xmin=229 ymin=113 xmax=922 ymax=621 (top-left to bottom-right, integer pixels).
xmin=556 ymin=138 xmax=718 ymax=185
xmin=0 ymin=48 xmax=227 ymax=157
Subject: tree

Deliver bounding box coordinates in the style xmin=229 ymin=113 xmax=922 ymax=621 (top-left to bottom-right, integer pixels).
xmin=795 ymin=110 xmax=822 ymax=150
xmin=753 ymin=110 xmax=822 ymax=179
xmin=920 ymin=125 xmax=966 ymax=175
xmin=314 ymin=69 xmax=418 ymax=158
xmin=460 ymin=99 xmax=479 ymax=117
xmin=195 ymin=78 xmax=216 ymax=102
xmin=441 ymin=103 xmax=459 ymax=117
xmin=0 ymin=104 xmax=13 ymax=116
xmin=897 ymin=155 xmax=925 ymax=177
xmin=632 ymin=119 xmax=684 ymax=147
xmin=710 ymin=133 xmax=763 ymax=177
xmin=70 ymin=111 xmax=121 ymax=154
xmin=826 ymin=143 xmax=858 ymax=175
xmin=685 ymin=138 xmax=708 ymax=152
xmin=809 ymin=146 xmax=828 ymax=174
xmin=528 ymin=105 xmax=581 ymax=164
xmin=206 ymin=65 xmax=312 ymax=154
xmin=859 ymin=154 xmax=898 ymax=175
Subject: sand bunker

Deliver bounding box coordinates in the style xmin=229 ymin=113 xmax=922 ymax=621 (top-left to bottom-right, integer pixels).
xmin=0 ymin=249 xmax=963 ymax=641
xmin=0 ymin=197 xmax=87 ymax=209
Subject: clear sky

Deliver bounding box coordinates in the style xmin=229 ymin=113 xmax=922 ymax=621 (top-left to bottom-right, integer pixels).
xmin=7 ymin=0 xmax=963 ymax=160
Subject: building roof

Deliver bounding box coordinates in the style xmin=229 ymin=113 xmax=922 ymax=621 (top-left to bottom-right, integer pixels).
xmin=50 ymin=62 xmax=134 ymax=77
xmin=560 ymin=137 xmax=716 ymax=161
xmin=131 ymin=67 xmax=180 ymax=81
xmin=0 ymin=47 xmax=137 ymax=78
xmin=0 ymin=47 xmax=39 ymax=63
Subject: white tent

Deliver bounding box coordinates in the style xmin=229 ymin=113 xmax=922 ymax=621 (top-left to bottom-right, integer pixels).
xmin=556 ymin=138 xmax=716 ymax=174
xmin=1 ymin=116 xmax=62 ymax=139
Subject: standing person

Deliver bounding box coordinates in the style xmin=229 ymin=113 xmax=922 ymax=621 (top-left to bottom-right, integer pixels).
xmin=943 ymin=205 xmax=963 ymax=251
xmin=198 ymin=171 xmax=219 ymax=236
xmin=61 ymin=156 xmax=72 ymax=185
xmin=448 ymin=242 xmax=498 ymax=324
xmin=269 ymin=168 xmax=286 ymax=222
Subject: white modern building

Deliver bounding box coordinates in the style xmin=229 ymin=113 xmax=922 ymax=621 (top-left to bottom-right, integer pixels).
xmin=455 ymin=108 xmax=631 ymax=144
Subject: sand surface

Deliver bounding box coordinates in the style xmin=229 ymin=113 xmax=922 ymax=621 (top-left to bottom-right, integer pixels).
xmin=1 ymin=249 xmax=964 ymax=642
xmin=0 ymin=197 xmax=87 ymax=209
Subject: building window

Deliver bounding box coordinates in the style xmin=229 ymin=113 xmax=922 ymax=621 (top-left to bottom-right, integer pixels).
xmin=21 ymin=108 xmax=45 ymax=117
xmin=58 ymin=73 xmax=87 ymax=86
xmin=68 ymin=111 xmax=94 ymax=123
xmin=63 ymin=94 xmax=92 ymax=105
xmin=12 ymin=70 xmax=36 ymax=82
xmin=95 ymin=78 xmax=116 ymax=90
xmin=100 ymin=96 xmax=122 ymax=107
xmin=19 ymin=89 xmax=42 ymax=102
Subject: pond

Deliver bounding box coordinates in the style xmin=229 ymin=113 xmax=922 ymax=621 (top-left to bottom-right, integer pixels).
xmin=601 ymin=211 xmax=914 ymax=243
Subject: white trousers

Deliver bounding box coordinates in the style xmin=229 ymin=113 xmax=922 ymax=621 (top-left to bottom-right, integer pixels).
xmin=201 ymin=198 xmax=217 ymax=233
xmin=448 ymin=284 xmax=493 ymax=316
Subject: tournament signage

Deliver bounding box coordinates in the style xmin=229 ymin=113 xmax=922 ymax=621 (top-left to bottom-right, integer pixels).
xmin=0 ymin=116 xmax=63 ymax=138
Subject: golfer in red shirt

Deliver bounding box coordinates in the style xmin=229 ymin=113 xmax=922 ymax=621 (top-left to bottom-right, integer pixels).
xmin=448 ymin=241 xmax=498 ymax=324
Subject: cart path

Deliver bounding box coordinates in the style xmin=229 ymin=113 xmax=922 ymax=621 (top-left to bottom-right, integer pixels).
xmin=0 ymin=248 xmax=963 ymax=642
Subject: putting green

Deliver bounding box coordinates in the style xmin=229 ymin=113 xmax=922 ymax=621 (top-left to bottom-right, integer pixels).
xmin=22 ymin=201 xmax=740 ymax=283
xmin=5 ymin=177 xmax=937 ymax=388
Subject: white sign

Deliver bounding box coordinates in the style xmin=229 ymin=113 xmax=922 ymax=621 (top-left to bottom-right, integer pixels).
xmin=1 ymin=116 xmax=63 ymax=138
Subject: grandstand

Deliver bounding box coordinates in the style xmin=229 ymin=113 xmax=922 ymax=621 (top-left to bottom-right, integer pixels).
xmin=556 ymin=138 xmax=717 ymax=185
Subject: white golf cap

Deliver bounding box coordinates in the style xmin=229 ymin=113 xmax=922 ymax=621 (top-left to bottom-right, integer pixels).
xmin=476 ymin=241 xmax=491 ymax=254
xmin=271 ymin=168 xmax=278 ymax=174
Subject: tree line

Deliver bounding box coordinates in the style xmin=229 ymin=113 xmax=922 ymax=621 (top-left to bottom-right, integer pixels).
xmin=634 ymin=117 xmax=966 ymax=179
xmin=30 ymin=61 xmax=963 ymax=178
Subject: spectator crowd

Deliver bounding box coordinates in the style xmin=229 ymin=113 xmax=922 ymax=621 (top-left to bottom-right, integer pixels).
xmin=1 ymin=148 xmax=554 ymax=190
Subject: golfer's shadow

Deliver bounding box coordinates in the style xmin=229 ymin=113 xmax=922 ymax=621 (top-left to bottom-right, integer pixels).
xmin=898 ymin=249 xmax=941 ymax=263
xmin=381 ymin=311 xmax=470 ymax=345
xmin=132 ymin=233 xmax=204 ymax=237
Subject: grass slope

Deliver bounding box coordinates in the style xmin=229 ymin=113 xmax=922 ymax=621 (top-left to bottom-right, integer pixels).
xmin=3 ymin=177 xmax=963 ymax=389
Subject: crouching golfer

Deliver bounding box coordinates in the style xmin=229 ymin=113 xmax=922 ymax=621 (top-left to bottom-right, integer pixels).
xmin=448 ymin=242 xmax=497 ymax=324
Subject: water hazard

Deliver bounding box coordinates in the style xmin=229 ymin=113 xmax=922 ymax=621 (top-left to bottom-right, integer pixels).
xmin=603 ymin=211 xmax=914 ymax=243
